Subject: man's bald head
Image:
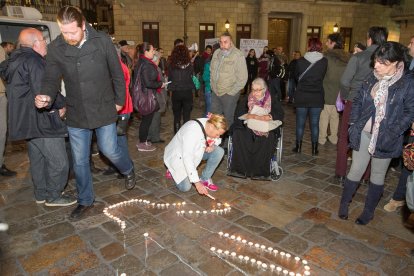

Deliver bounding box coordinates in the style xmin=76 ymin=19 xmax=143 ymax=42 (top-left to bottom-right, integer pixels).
xmin=18 ymin=28 xmax=47 ymax=57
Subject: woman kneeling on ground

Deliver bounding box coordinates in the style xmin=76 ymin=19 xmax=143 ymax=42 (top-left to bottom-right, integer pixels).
xmin=164 ymin=114 xmax=227 ymax=195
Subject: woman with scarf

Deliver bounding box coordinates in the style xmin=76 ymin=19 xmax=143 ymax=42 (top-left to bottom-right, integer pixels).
xmin=228 ymin=78 xmax=284 ymax=180
xmin=338 ymin=42 xmax=414 ymax=225
xmin=168 ymin=45 xmax=196 ymax=133
xmin=134 ymin=42 xmax=165 ymax=152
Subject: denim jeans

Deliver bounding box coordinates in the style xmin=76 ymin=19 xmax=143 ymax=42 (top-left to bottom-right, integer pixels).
xmin=27 ymin=137 xmax=69 ymax=202
xmin=176 ymin=146 xmax=224 ymax=192
xmin=287 ymin=78 xmax=296 ymax=101
xmin=68 ymin=123 xmax=133 ymax=205
xmin=117 ymin=114 xmax=130 ymax=158
xmin=295 ymin=107 xmax=322 ymax=143
xmin=204 ymin=91 xmax=211 ymax=117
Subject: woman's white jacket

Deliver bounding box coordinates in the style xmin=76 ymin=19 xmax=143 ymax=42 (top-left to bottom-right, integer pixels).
xmin=164 ymin=118 xmax=221 ymax=184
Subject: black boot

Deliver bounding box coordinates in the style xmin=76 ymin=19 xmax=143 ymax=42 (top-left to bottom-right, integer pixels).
xmin=174 ymin=122 xmax=181 ymax=134
xmin=338 ymin=178 xmax=360 ymax=220
xmin=312 ymin=142 xmax=319 ymax=156
xmin=125 ymin=168 xmax=136 ymax=190
xmin=292 ymin=141 xmax=302 ymax=153
xmin=355 ymin=183 xmax=383 ymax=225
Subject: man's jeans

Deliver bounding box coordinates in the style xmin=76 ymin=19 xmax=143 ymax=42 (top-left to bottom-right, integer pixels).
xmin=27 ymin=137 xmax=69 ymax=202
xmin=68 ymin=123 xmax=133 ymax=206
xmin=176 ymin=146 xmax=224 ymax=192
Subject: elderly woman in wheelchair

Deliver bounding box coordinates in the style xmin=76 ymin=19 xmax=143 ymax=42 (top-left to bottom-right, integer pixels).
xmin=227 ymin=77 xmax=284 ymax=180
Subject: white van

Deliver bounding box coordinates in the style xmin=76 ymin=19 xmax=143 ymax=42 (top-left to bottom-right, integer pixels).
xmin=0 ymin=6 xmax=60 ymax=44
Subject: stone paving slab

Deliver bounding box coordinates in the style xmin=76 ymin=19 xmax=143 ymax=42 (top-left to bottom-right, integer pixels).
xmin=1 ymin=102 xmax=413 ymax=275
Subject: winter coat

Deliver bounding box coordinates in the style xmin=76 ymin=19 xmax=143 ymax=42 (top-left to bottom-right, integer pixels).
xmin=323 ymin=49 xmax=350 ymax=105
xmin=0 ymin=47 xmax=67 ymax=141
xmin=210 ymin=46 xmax=248 ymax=96
xmin=246 ymin=56 xmax=258 ymax=80
xmin=41 ymin=24 xmax=126 ymax=129
xmin=349 ymin=70 xmax=414 ymax=158
xmin=203 ymin=61 xmax=211 ymax=92
xmin=164 ymin=118 xmax=222 ymax=184
xmin=294 ymin=52 xmax=328 ymax=108
xmin=340 ymin=45 xmax=378 ymax=101
xmin=134 ymin=56 xmax=162 ymax=93
xmin=168 ymin=63 xmax=195 ymax=91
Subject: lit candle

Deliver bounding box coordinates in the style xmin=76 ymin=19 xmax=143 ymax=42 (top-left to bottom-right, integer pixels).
xmin=196 ymin=210 xmax=200 ymax=215
xmin=236 ymin=236 xmax=242 ymax=242
xmin=176 ymin=211 xmax=180 ymax=215
xmin=304 ymin=272 xmax=310 ymax=276
xmin=203 ymin=210 xmax=207 ymax=214
xmin=230 ymin=235 xmax=236 ymax=240
xmin=180 ymin=210 xmax=185 ymax=214
xmin=182 ymin=201 xmax=186 ymax=206
xmin=302 ymin=260 xmax=308 ymax=265
xmin=217 ymin=249 xmax=223 ymax=254
xmin=248 ymin=242 xmax=253 ymax=247
xmin=188 ymin=210 xmax=193 ymax=215
xmin=304 ymin=265 xmax=310 ymax=271
xmin=210 ymin=247 xmax=216 ymax=252
xmin=270 ymin=264 xmax=275 ymax=271
xmin=211 ymin=209 xmax=215 ymax=213
xmin=224 ymin=250 xmax=229 ymax=256
xmin=273 ymin=249 xmax=279 ymax=255
xmin=242 ymin=239 xmax=247 ymax=245
xmin=262 ymin=263 xmax=268 ymax=270
xmin=289 ymin=272 xmax=295 ymax=276
xmin=224 ymin=233 xmax=229 ymax=238
xmin=283 ymin=270 xmax=288 ymax=275
xmin=166 ymin=203 xmax=170 ymax=208
xmin=296 ymin=274 xmax=302 ymax=276
xmin=231 ymin=252 xmax=237 ymax=258
xmin=218 ymin=231 xmax=224 ymax=237
xmin=238 ymin=255 xmax=244 ymax=261
xmin=280 ymin=252 xmax=286 ymax=257
xmin=277 ymin=267 xmax=282 ymax=272
xmin=172 ymin=203 xmax=176 ymax=207
xmin=260 ymin=245 xmax=266 ymax=251
xmin=268 ymin=247 xmax=273 ymax=252
xmin=255 ymin=243 xmax=260 ymax=249
xmin=295 ymin=256 xmax=300 ymax=262
xmin=143 ymin=233 xmax=149 ymax=237
xmin=250 ymin=258 xmax=256 ymax=265
xmin=286 ymin=253 xmax=291 ymax=258
xmin=257 ymin=260 xmax=262 ymax=268
xmin=244 ymin=256 xmax=250 ymax=262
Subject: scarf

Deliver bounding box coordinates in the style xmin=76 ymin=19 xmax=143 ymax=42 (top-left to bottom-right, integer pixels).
xmin=139 ymin=54 xmax=162 ymax=93
xmin=368 ymin=62 xmax=404 ymax=154
xmin=247 ymin=89 xmax=271 ymax=137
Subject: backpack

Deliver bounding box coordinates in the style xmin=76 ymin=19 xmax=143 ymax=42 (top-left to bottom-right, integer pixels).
xmin=268 ymin=56 xmax=285 ymax=79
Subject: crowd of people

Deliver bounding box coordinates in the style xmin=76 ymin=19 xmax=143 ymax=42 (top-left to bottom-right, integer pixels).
xmin=0 ymin=5 xmax=413 ymax=229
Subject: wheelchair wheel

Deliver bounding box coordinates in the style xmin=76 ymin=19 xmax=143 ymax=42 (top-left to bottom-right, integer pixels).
xmin=270 ymin=162 xmax=283 ymax=181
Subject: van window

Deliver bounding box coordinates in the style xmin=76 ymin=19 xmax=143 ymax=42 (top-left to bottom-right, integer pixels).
xmin=0 ymin=22 xmax=51 ymax=44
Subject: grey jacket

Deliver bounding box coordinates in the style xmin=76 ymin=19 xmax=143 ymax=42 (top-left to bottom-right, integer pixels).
xmin=340 ymin=45 xmax=378 ymax=101
xmin=210 ymin=46 xmax=248 ymax=96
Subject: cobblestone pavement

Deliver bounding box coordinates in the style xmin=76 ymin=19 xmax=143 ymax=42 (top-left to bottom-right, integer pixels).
xmin=0 ymin=98 xmax=413 ymax=276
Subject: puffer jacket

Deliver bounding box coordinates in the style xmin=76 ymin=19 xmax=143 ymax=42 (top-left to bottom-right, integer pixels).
xmin=349 ymin=70 xmax=414 ymax=158
xmin=210 ymin=47 xmax=248 ymax=96
xmin=323 ymin=49 xmax=350 ymax=104
xmin=167 ymin=63 xmax=195 ymax=91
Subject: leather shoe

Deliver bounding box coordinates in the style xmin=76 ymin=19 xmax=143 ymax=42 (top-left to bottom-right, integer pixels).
xmin=0 ymin=165 xmax=16 ymax=177
xmin=151 ymin=139 xmax=165 ymax=144
xmin=338 ymin=214 xmax=348 ymax=220
xmin=125 ymin=169 xmax=136 ymax=190
xmin=70 ymin=204 xmax=93 ymax=220
xmin=355 ymin=218 xmax=367 ymax=225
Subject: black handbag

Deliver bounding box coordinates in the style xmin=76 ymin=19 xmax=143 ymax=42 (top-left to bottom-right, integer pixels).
xmin=116 ymin=116 xmax=128 ymax=136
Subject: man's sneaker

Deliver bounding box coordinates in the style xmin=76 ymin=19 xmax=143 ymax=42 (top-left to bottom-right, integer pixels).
xmin=136 ymin=142 xmax=156 ymax=152
xmin=165 ymin=170 xmax=173 ymax=179
xmin=202 ymin=179 xmax=218 ymax=192
xmin=36 ymin=199 xmax=45 ymax=204
xmin=383 ymin=199 xmax=405 ymax=212
xmin=45 ymin=195 xmax=77 ymax=207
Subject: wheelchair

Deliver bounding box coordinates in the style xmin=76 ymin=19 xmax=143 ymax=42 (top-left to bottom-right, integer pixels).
xmin=226 ymin=127 xmax=283 ymax=181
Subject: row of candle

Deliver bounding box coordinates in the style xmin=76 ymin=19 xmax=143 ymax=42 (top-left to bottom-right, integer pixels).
xmin=217 ymin=231 xmax=307 ymax=264
xmin=210 ymin=246 xmax=310 ymax=275
xmin=103 ymin=198 xmax=232 ymax=230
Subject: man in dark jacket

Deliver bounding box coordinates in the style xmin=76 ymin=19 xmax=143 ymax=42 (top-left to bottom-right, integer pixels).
xmin=0 ymin=28 xmax=76 ymax=207
xmin=335 ymin=26 xmax=388 ymax=183
xmin=35 ymin=6 xmax=136 ymax=219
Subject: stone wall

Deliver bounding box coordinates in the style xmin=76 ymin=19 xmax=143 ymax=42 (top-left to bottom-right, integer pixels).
xmin=113 ymin=0 xmax=398 ymax=54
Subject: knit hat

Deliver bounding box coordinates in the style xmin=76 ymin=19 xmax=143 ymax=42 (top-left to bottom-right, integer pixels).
xmin=119 ymin=40 xmax=129 ymax=47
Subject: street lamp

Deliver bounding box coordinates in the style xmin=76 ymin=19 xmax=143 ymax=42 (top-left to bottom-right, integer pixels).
xmin=225 ymin=19 xmax=230 ymax=30
xmin=176 ymin=0 xmax=196 ymax=45
xmin=333 ymin=23 xmax=339 ymax=33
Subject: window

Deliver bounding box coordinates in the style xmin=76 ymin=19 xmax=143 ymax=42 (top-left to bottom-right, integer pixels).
xmin=142 ymin=22 xmax=159 ymax=49
xmin=236 ymin=24 xmax=251 ymax=48
xmin=199 ymin=23 xmax=215 ymax=52
xmin=307 ymin=26 xmax=321 ymax=41
xmin=340 ymin=27 xmax=353 ymax=53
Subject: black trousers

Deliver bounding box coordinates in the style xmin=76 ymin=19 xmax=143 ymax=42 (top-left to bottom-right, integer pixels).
xmin=172 ymin=90 xmax=193 ymax=126
xmin=139 ymin=113 xmax=154 ymax=142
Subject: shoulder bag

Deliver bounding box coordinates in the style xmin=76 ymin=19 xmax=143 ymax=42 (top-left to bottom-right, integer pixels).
xmin=132 ymin=64 xmax=160 ymax=116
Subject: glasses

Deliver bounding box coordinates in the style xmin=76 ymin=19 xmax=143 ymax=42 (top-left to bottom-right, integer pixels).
xmin=252 ymin=88 xmax=264 ymax=93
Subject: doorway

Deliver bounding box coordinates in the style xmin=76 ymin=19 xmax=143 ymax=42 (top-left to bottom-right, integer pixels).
xmin=268 ymin=18 xmax=291 ymax=56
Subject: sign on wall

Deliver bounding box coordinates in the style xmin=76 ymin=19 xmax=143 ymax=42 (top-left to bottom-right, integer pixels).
xmin=240 ymin=39 xmax=268 ymax=58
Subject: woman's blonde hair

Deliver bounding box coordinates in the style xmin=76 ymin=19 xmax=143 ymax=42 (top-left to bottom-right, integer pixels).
xmin=207 ymin=114 xmax=227 ymax=131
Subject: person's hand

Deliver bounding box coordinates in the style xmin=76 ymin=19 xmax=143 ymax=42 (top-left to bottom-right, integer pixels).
xmin=115 ymin=104 xmax=123 ymax=111
xmin=58 ymin=107 xmax=66 ymax=118
xmin=205 ymin=145 xmax=214 ymax=153
xmin=34 ymin=95 xmax=51 ymax=108
xmin=194 ymin=182 xmax=208 ymax=195
xmin=411 ymin=122 xmax=414 ymax=130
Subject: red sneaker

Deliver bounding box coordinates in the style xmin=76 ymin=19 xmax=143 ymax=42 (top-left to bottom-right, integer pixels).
xmin=165 ymin=170 xmax=173 ymax=179
xmin=202 ymin=179 xmax=218 ymax=191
